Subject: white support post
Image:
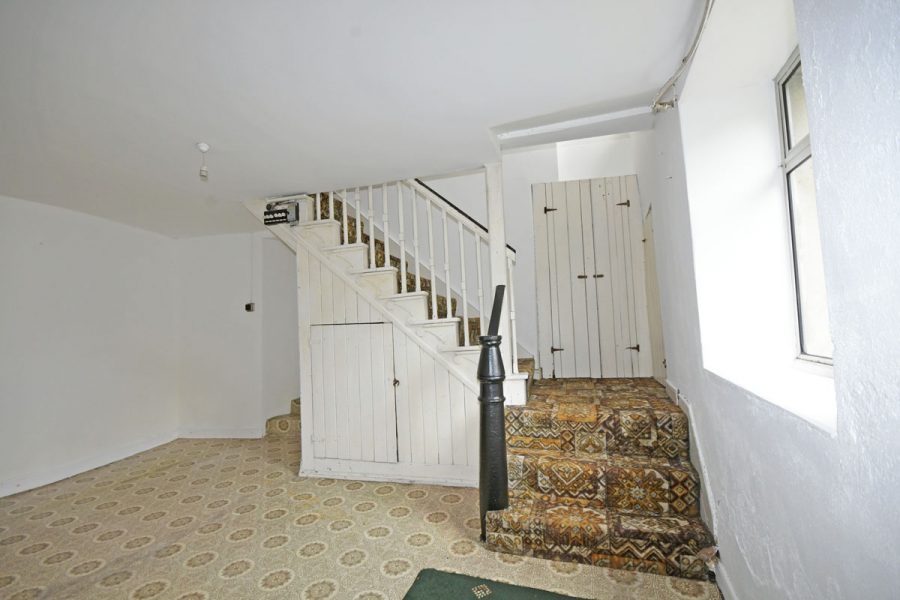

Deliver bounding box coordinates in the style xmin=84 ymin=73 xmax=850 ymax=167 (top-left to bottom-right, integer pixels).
xmin=459 ymin=221 xmax=469 ymax=345
xmin=340 ymin=189 xmax=348 ymax=244
xmin=382 ymin=183 xmax=389 ymax=268
xmin=354 ymin=188 xmax=361 ymax=244
xmin=368 ymin=185 xmax=375 ymax=268
xmin=441 ymin=206 xmax=451 ymax=318
xmin=484 ymin=163 xmax=517 ymax=384
xmin=398 ymin=182 xmax=407 ymax=293
xmin=412 ymin=188 xmax=421 ymax=292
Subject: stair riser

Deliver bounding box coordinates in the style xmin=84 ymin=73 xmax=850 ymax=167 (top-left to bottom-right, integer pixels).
xmin=485 ymin=507 xmax=711 ymax=580
xmin=505 ymin=406 xmax=689 ymax=462
xmin=266 ymin=417 xmax=300 ymax=436
xmin=507 ymin=452 xmax=700 ymax=518
xmin=384 ymin=295 xmax=428 ymax=322
xmin=301 ymin=222 xmax=341 ymax=248
xmin=415 ymin=323 xmax=460 ymax=346
xmin=447 ymin=352 xmax=478 ymax=372
xmin=355 ymin=272 xmax=397 ymax=297
xmin=326 ymin=247 xmax=368 ymax=272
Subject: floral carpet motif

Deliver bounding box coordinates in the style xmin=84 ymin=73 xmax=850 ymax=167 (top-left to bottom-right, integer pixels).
xmin=0 ymin=413 xmax=720 ymax=600
xmin=486 ymin=379 xmax=715 ymax=581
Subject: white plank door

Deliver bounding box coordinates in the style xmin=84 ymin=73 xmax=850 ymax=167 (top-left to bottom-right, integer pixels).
xmin=533 ymin=175 xmax=653 ymax=378
xmin=309 ymin=323 xmax=398 ymax=463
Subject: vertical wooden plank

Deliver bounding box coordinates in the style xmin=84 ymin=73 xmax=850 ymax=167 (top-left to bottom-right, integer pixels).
xmin=358 ymin=322 xmax=375 ymax=462
xmin=310 ymin=326 xmax=326 ymax=458
xmin=405 ymin=332 xmax=425 ymax=464
xmin=371 ymin=322 xmax=387 ymax=462
xmin=321 ymin=266 xmax=334 ymax=324
xmin=308 ymin=257 xmax=321 ymax=324
xmin=323 ymin=325 xmax=338 ymax=457
xmin=335 ymin=324 xmax=350 ymax=459
xmin=565 ymin=180 xmax=590 ymax=376
xmin=344 ymin=286 xmax=358 ymax=323
xmin=617 ymin=176 xmax=639 ymax=376
xmin=551 ymin=181 xmax=576 ymax=377
xmin=625 ymin=176 xmax=653 ymax=377
xmin=420 ymin=353 xmax=439 ymax=465
xmin=393 ymin=330 xmax=410 ymax=464
xmin=449 ymin=377 xmax=467 ymax=465
xmin=332 ymin=275 xmax=346 ymax=324
xmin=579 ymin=179 xmax=603 ymax=378
xmin=434 ymin=366 xmax=452 ymax=464
xmin=592 ymin=179 xmax=619 ymax=377
xmin=606 ymin=177 xmax=630 ymax=376
xmin=347 ymin=325 xmax=362 ymax=461
xmin=532 ymin=184 xmax=554 ymax=376
xmin=357 ymin=294 xmax=371 ymax=322
xmin=382 ymin=324 xmax=398 ymax=463
xmin=297 ymin=244 xmax=315 ymax=467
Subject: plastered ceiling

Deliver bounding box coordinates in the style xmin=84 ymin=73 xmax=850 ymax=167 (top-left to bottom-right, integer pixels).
xmin=0 ymin=1 xmax=700 ymax=236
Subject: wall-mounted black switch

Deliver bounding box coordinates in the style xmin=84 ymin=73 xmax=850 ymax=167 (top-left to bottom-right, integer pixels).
xmin=245 ymin=303 xmax=255 ymax=312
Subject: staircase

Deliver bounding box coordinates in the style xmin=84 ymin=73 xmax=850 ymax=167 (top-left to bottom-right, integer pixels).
xmin=485 ymin=378 xmax=715 ymax=580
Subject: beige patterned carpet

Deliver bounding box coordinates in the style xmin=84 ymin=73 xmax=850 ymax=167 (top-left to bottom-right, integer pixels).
xmin=0 ymin=431 xmax=721 ymax=600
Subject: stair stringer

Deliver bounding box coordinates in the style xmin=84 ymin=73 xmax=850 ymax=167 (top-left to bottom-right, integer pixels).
xmin=245 ymin=198 xmax=482 ymax=487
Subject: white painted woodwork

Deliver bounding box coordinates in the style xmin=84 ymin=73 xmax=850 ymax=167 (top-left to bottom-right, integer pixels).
xmin=533 ymin=175 xmax=652 ymax=378
xmin=352 ymin=267 xmax=397 ymax=297
xmin=485 ymin=163 xmax=514 ymax=370
xmin=410 ymin=318 xmax=462 ymax=347
xmin=382 ymin=291 xmax=429 ymax=322
xmin=324 ymin=243 xmax=368 ymax=272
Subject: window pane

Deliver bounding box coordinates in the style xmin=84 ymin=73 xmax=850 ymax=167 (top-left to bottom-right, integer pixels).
xmin=788 ymin=158 xmax=832 ymax=358
xmin=783 ymin=64 xmax=809 ymax=148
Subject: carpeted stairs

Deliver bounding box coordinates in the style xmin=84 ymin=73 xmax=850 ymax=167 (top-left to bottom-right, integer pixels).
xmin=318 ymin=194 xmax=482 ymax=346
xmin=265 ymin=397 xmax=301 ymax=437
xmin=484 ymin=378 xmax=715 ymax=580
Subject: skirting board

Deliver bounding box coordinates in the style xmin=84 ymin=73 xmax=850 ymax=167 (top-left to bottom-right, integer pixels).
xmin=177 ymin=426 xmax=265 ymax=439
xmin=0 ymin=431 xmax=178 ymax=498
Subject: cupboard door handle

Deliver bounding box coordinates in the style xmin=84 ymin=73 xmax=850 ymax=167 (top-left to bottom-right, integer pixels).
xmin=593 ymin=274 xmax=605 ymax=278
xmin=577 ymin=274 xmax=588 ymax=279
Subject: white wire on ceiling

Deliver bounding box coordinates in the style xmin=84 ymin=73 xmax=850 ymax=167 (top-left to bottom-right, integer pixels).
xmin=651 ymin=0 xmax=716 ymax=112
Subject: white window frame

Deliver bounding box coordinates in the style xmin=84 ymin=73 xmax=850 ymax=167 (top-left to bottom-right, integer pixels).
xmin=775 ymin=47 xmax=833 ymax=367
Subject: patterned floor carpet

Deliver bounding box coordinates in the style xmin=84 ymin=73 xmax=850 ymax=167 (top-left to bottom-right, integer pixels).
xmin=0 ymin=428 xmax=721 ymax=600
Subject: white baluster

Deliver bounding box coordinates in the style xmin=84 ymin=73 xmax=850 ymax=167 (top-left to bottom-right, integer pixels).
xmin=441 ymin=206 xmax=451 ymax=318
xmin=398 ymin=182 xmax=407 ymax=293
xmin=329 ymin=190 xmax=335 ymax=220
xmin=340 ymin=189 xmax=348 ymax=245
xmin=368 ymin=185 xmax=375 ymax=268
xmin=354 ymin=188 xmax=361 ymax=244
xmin=476 ymin=239 xmax=485 ymax=336
xmin=507 ymin=255 xmax=519 ymax=373
xmin=412 ymin=188 xmax=421 ymax=292
xmin=379 ymin=184 xmax=388 ymax=267
xmin=314 ymin=192 xmax=320 ymax=221
xmin=458 ymin=221 xmax=469 ymax=346
xmin=426 ymin=198 xmax=437 ymax=320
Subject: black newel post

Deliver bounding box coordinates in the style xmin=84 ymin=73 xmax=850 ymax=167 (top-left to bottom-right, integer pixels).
xmin=478 ymin=285 xmax=510 ymax=542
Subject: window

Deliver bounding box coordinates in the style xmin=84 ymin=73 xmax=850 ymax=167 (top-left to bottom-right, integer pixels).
xmin=776 ymin=49 xmax=833 ymax=362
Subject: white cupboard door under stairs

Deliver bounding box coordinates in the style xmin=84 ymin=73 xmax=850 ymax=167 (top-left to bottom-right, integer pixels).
xmin=534 ymin=176 xmax=652 ymax=379
xmin=310 ymin=323 xmax=398 ymax=464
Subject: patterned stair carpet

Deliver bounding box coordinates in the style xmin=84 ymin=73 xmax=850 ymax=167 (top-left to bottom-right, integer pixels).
xmin=318 ymin=194 xmax=482 ymax=347
xmin=485 ymin=378 xmax=715 ymax=581
xmin=0 ymin=419 xmax=721 ymax=600
xmin=265 ymin=398 xmax=301 ymax=437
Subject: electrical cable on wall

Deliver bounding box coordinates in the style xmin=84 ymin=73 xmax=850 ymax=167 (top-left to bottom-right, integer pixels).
xmin=651 ymin=0 xmax=716 ymax=111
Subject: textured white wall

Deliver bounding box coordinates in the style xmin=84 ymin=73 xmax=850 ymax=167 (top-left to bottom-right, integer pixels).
xmin=647 ymin=0 xmax=900 ymax=598
xmin=261 ymin=236 xmax=300 ymax=420
xmin=0 ymin=196 xmax=179 ymax=495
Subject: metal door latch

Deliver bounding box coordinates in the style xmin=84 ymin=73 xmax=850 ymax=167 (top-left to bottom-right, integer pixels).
xmin=626 ymin=344 xmax=640 ymax=352
xmin=393 ymin=379 xmax=400 ymax=387
xmin=550 ymin=346 xmax=564 ymax=353
xmin=543 ymin=206 xmax=558 ymax=214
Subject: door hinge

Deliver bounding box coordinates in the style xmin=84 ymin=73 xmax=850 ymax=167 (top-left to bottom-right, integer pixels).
xmin=576 ymin=274 xmax=588 ymax=279
xmin=616 ymin=199 xmax=631 ymax=207
xmin=663 ymin=358 xmax=667 ymax=368
xmin=626 ymin=344 xmax=640 ymax=352
xmin=550 ymin=346 xmax=564 ymax=353
xmin=543 ymin=206 xmax=558 ymax=214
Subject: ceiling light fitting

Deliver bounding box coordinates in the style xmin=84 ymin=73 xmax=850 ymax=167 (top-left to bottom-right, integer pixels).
xmin=196 ymin=142 xmax=210 ymax=181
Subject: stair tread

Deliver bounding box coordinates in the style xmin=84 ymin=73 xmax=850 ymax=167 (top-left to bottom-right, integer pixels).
xmin=485 ymin=497 xmax=713 ymax=579
xmin=509 ymin=445 xmax=696 ymax=471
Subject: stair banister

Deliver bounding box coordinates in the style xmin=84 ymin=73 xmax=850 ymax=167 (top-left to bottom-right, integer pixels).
xmin=478 ymin=284 xmax=509 ymax=541
xmin=412 ymin=187 xmax=421 ymax=292
xmin=398 ymin=181 xmax=407 ymax=293
xmin=367 ymin=185 xmax=375 ymax=266
xmin=354 ymin=188 xmax=362 ymax=244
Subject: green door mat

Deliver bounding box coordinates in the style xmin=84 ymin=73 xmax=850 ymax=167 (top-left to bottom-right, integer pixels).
xmin=403 ymin=568 xmax=588 ymax=599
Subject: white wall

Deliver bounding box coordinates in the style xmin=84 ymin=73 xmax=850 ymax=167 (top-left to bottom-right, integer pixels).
xmin=262 ymin=236 xmax=300 ymax=419
xmin=176 ymin=233 xmax=265 ymax=437
xmin=557 ymin=131 xmax=655 ymax=207
xmin=646 ymin=0 xmax=900 ymax=598
xmin=0 ymin=195 xmax=179 ymax=495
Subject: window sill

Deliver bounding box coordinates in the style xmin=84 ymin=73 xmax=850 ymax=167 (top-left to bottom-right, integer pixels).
xmin=704 ymin=355 xmax=836 ymax=435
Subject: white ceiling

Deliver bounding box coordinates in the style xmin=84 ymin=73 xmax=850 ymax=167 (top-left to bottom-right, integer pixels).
xmin=0 ymin=1 xmax=700 ymax=237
